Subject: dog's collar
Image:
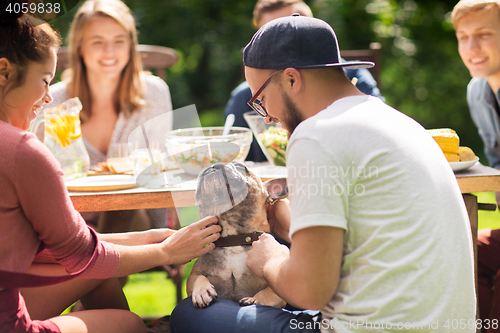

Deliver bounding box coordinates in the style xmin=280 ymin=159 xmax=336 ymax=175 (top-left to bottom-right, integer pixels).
xmin=214 ymin=231 xmax=264 ymax=247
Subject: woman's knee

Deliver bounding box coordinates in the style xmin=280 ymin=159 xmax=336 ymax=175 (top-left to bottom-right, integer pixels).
xmin=54 ymin=309 xmax=146 ymax=333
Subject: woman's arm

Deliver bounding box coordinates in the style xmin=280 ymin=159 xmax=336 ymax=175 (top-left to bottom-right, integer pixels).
xmin=15 ymin=133 xmax=221 ymax=279
xmin=97 ymin=228 xmax=176 ymax=246
xmin=110 ymin=216 xmax=221 ymax=277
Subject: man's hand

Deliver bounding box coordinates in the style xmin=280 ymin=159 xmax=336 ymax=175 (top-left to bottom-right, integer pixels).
xmin=247 ymin=233 xmax=289 ymax=279
xmin=267 ymin=199 xmax=291 ymax=243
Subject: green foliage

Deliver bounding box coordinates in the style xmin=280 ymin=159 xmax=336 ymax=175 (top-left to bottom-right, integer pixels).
xmin=125 ymin=0 xmax=257 ymax=114
xmin=307 ymin=0 xmax=483 ymax=159
xmin=357 ymin=0 xmax=483 ymax=159
xmin=49 ymin=0 xmax=486 ymax=161
xmin=476 ymin=192 xmax=500 ymax=230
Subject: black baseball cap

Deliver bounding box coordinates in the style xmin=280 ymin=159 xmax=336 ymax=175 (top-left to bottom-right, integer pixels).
xmin=243 ymin=14 xmax=374 ymax=70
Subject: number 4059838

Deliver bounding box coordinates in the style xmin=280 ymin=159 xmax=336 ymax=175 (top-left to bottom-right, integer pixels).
xmin=5 ymin=2 xmax=60 ymax=15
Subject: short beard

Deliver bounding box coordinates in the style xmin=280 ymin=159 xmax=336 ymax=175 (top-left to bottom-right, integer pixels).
xmin=281 ymin=90 xmax=304 ymax=137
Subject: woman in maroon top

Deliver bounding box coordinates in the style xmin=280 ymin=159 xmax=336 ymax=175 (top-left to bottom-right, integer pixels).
xmin=0 ymin=3 xmax=221 ymax=332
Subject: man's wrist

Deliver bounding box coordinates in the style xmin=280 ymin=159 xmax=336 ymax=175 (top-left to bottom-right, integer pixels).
xmin=262 ymin=250 xmax=289 ymax=283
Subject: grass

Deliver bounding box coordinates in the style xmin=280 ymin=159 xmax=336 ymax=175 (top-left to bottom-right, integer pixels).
xmin=123 ymin=263 xmax=194 ymax=319
xmin=476 ymin=192 xmax=500 ymax=230
xmin=119 ymin=194 xmax=500 ymax=319
xmin=123 ymin=207 xmax=200 ymax=319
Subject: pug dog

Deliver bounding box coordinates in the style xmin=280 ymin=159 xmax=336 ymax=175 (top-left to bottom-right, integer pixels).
xmin=187 ymin=162 xmax=288 ymax=308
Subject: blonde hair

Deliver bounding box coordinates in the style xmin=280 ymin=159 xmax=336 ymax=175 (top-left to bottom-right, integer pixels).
xmin=452 ymin=0 xmax=500 ymax=29
xmin=64 ymin=0 xmax=144 ymax=122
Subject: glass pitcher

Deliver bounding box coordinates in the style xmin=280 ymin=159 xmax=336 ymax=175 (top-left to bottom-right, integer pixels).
xmin=31 ymin=97 xmax=90 ymax=181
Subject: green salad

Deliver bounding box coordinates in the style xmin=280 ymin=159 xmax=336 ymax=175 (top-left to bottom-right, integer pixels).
xmin=259 ymin=126 xmax=288 ymax=166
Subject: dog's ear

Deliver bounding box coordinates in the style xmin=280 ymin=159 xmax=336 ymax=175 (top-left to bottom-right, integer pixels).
xmin=196 ymin=163 xmax=250 ymax=218
xmin=264 ymin=178 xmax=288 ymax=203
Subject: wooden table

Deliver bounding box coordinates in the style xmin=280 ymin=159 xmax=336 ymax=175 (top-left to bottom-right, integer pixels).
xmin=69 ymin=164 xmax=287 ymax=213
xmin=456 ymin=163 xmax=500 ymax=255
xmin=69 ymin=176 xmax=197 ymax=213
xmin=70 ymin=163 xmax=500 ymax=211
xmin=453 ymin=163 xmax=500 ymax=324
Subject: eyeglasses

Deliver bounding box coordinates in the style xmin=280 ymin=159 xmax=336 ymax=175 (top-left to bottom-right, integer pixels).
xmin=247 ymin=69 xmax=284 ymax=117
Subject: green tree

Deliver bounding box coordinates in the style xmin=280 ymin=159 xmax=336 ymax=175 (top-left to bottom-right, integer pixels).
xmin=328 ymin=0 xmax=481 ymax=160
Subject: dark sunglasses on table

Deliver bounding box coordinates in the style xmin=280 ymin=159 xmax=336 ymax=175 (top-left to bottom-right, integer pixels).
xmin=247 ymin=69 xmax=284 ymax=118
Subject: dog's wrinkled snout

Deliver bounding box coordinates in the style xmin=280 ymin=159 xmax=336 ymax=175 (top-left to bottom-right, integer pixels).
xmin=196 ymin=162 xmax=250 ymax=218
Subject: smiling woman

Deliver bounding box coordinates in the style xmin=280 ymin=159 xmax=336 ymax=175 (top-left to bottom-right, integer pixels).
xmin=0 ymin=51 xmax=56 ymax=130
xmin=80 ymin=16 xmax=131 ymax=86
xmin=35 ymin=0 xmax=175 ymax=233
xmin=0 ymin=8 xmax=59 ymax=130
xmin=0 ymin=5 xmax=221 ymax=333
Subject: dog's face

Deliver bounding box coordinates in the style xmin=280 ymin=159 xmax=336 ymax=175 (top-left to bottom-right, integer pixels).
xmin=196 ymin=162 xmax=287 ymax=236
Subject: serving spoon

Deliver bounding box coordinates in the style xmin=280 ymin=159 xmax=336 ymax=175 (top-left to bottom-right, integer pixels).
xmin=222 ymin=113 xmax=235 ymax=136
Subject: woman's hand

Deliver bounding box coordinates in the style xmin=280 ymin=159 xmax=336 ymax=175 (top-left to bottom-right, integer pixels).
xmin=267 ymin=199 xmax=291 ymax=243
xmin=142 ymin=228 xmax=177 ymax=244
xmin=160 ymin=216 xmax=221 ymax=265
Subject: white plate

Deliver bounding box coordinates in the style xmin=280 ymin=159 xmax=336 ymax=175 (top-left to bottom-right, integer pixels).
xmin=66 ymin=175 xmax=137 ymax=192
xmin=449 ymin=156 xmax=479 ymax=172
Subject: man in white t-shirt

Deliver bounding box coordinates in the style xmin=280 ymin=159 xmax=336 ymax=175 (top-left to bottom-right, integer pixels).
xmin=170 ymin=15 xmax=476 ymax=333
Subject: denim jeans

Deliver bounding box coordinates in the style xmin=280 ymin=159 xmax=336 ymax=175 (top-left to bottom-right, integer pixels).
xmin=170 ymin=297 xmax=321 ymax=333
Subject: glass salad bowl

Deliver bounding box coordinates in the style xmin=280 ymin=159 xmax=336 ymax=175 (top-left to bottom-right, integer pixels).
xmin=243 ymin=112 xmax=288 ymax=166
xmin=165 ymin=127 xmax=252 ymax=175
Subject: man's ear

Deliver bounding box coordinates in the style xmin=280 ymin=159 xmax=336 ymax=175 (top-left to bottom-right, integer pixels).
xmin=0 ymin=58 xmax=12 ymax=87
xmin=282 ymin=68 xmax=302 ymax=97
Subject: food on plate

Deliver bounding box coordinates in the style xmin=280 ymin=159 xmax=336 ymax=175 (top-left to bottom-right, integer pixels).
xmin=106 ymin=157 xmax=134 ymax=174
xmin=428 ymin=131 xmax=459 ymax=154
xmin=90 ymin=158 xmax=134 ymax=175
xmin=427 ymin=128 xmax=476 ymax=162
xmin=444 ymin=152 xmax=460 ymax=162
xmin=458 ymin=146 xmax=476 ymax=162
xmin=90 ymin=157 xmax=134 ymax=175
xmin=174 ymin=146 xmax=237 ymax=167
xmin=427 ymin=128 xmax=456 ymax=135
xmin=259 ymin=126 xmax=287 ymax=166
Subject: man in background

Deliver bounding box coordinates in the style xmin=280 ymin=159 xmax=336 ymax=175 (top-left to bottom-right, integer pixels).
xmin=224 ymin=0 xmax=382 ymax=162
xmin=453 ymin=0 xmax=500 ymax=330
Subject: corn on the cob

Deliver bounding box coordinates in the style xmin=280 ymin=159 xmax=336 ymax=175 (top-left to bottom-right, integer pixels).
xmin=458 ymin=146 xmax=475 ymax=162
xmin=427 ymin=128 xmax=457 ymax=136
xmin=430 ymin=132 xmax=459 ymax=154
xmin=444 ymin=152 xmax=460 ymax=162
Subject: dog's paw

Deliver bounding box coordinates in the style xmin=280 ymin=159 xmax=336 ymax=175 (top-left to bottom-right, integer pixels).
xmin=191 ymin=283 xmax=218 ymax=308
xmin=239 ymin=297 xmax=259 ymax=306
